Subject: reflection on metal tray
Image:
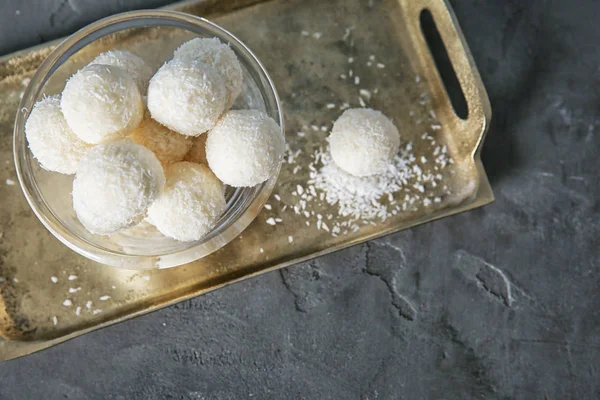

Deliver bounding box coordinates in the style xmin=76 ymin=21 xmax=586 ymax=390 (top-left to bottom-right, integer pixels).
xmin=0 ymin=0 xmax=492 ymax=360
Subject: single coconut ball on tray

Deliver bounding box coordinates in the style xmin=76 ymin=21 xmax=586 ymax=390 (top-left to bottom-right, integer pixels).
xmin=173 ymin=37 xmax=243 ymax=109
xmin=206 ymin=109 xmax=284 ymax=187
xmin=148 ymin=162 xmax=226 ymax=242
xmin=147 ymin=59 xmax=226 ymax=136
xmin=329 ymin=108 xmax=400 ymax=177
xmin=25 ymin=95 xmax=91 ymax=174
xmin=130 ymin=112 xmax=192 ymax=165
xmin=72 ymin=139 xmax=165 ymax=235
xmin=183 ymin=134 xmax=208 ymax=165
xmin=91 ymin=50 xmax=153 ymax=95
xmin=61 ymin=64 xmax=144 ymax=144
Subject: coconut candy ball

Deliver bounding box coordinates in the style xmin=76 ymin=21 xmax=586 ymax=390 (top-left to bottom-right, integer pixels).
xmin=91 ymin=50 xmax=153 ymax=95
xmin=130 ymin=112 xmax=192 ymax=165
xmin=25 ymin=95 xmax=91 ymax=174
xmin=147 ymin=59 xmax=226 ymax=137
xmin=206 ymin=109 xmax=284 ymax=187
xmin=148 ymin=162 xmax=226 ymax=242
xmin=183 ymin=134 xmax=208 ymax=165
xmin=61 ymin=64 xmax=144 ymax=144
xmin=173 ymin=37 xmax=243 ymax=109
xmin=329 ymin=108 xmax=400 ymax=177
xmin=72 ymin=139 xmax=165 ymax=235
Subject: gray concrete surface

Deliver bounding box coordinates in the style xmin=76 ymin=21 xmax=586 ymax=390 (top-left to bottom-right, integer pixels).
xmin=0 ymin=0 xmax=599 ymax=399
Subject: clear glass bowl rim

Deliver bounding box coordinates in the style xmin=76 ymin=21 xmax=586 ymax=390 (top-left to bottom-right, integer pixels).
xmin=13 ymin=10 xmax=284 ymax=269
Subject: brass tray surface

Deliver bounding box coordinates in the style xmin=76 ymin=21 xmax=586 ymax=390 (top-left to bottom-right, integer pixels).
xmin=0 ymin=0 xmax=492 ymax=360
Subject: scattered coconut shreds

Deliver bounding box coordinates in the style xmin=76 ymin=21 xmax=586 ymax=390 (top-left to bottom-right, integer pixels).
xmin=13 ymin=278 xmax=18 ymax=283
xmin=50 ymin=276 xmax=58 ymax=283
xmin=369 ymin=55 xmax=376 ymax=61
xmin=86 ymin=301 xmax=93 ymax=309
xmin=274 ymin=194 xmax=281 ymax=201
xmin=288 ymin=236 xmax=294 ymax=243
xmin=259 ymin=248 xmax=264 ymax=253
xmin=359 ymin=97 xmax=366 ymax=107
xmin=93 ymin=309 xmax=102 ymax=315
xmin=0 ymin=277 xmax=4 ymax=283
xmin=52 ymin=316 xmax=58 ymax=326
xmin=99 ymin=295 xmax=110 ymax=301
xmin=63 ymin=299 xmax=72 ymax=307
xmin=312 ymin=32 xmax=322 ymax=39
xmin=340 ymin=103 xmax=350 ymax=110
xmin=68 ymin=275 xmax=77 ymax=281
xmin=359 ymin=89 xmax=371 ymax=99
xmin=5 ymin=179 xmax=15 ymax=186
xmin=266 ymin=217 xmax=276 ymax=226
xmin=367 ymin=61 xmax=373 ymax=67
xmin=348 ymin=57 xmax=354 ymax=63
xmin=264 ymin=204 xmax=272 ymax=210
xmin=75 ymin=306 xmax=81 ymax=316
xmin=69 ymin=287 xmax=81 ymax=293
xmin=354 ymin=76 xmax=360 ymax=85
xmin=340 ymin=74 xmax=347 ymax=79
xmin=112 ymin=285 xmax=117 ymax=289
xmin=377 ymin=63 xmax=385 ymax=69
xmin=301 ymin=140 xmax=453 ymax=225
xmin=326 ymin=104 xmax=336 ymax=109
xmin=301 ymin=31 xmax=309 ymax=37
xmin=297 ymin=131 xmax=305 ymax=137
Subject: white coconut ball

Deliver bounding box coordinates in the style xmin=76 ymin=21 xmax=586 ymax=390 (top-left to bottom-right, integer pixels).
xmin=148 ymin=162 xmax=226 ymax=242
xmin=183 ymin=134 xmax=208 ymax=165
xmin=147 ymin=59 xmax=226 ymax=136
xmin=173 ymin=37 xmax=243 ymax=109
xmin=91 ymin=50 xmax=153 ymax=95
xmin=25 ymin=95 xmax=91 ymax=174
xmin=206 ymin=110 xmax=284 ymax=187
xmin=130 ymin=112 xmax=192 ymax=165
xmin=61 ymin=64 xmax=144 ymax=144
xmin=73 ymin=139 xmax=165 ymax=235
xmin=329 ymin=108 xmax=400 ymax=177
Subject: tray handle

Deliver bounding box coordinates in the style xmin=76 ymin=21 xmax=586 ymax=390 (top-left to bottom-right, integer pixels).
xmin=399 ymin=0 xmax=492 ymax=161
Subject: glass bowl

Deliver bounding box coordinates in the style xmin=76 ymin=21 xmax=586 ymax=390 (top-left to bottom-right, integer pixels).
xmin=13 ymin=10 xmax=283 ymax=270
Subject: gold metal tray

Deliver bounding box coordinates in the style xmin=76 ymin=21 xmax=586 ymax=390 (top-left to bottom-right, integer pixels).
xmin=0 ymin=0 xmax=492 ymax=360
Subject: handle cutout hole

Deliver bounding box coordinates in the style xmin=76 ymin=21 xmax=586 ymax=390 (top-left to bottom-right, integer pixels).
xmin=420 ymin=9 xmax=469 ymax=120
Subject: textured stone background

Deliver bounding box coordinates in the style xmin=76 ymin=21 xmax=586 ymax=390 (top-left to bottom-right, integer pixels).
xmin=0 ymin=0 xmax=599 ymax=399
